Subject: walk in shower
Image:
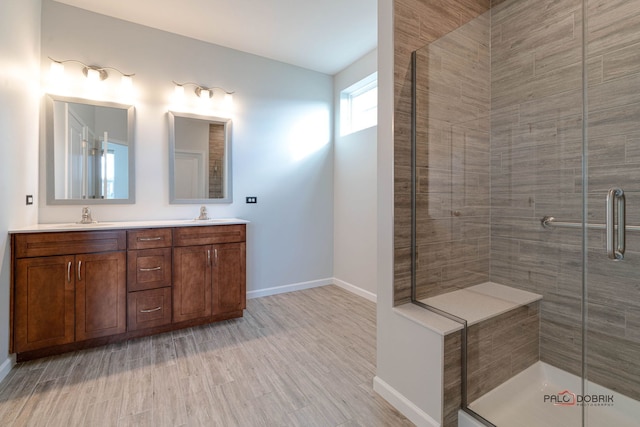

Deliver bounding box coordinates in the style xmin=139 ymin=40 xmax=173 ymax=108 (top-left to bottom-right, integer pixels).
xmin=408 ymin=0 xmax=640 ymax=425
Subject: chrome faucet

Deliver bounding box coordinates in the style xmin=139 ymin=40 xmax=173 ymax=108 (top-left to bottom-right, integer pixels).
xmin=77 ymin=206 xmax=97 ymax=224
xmin=196 ymin=205 xmax=210 ymax=220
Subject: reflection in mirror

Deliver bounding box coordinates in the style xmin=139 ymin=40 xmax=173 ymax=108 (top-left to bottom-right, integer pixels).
xmin=168 ymin=111 xmax=232 ymax=204
xmin=44 ymin=94 xmax=135 ymax=204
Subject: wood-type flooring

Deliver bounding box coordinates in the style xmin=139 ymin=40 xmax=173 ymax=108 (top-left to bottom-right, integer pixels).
xmin=0 ymin=285 xmax=413 ymax=426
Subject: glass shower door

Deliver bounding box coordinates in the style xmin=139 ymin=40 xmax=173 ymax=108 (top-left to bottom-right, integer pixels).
xmin=584 ymin=1 xmax=640 ymax=424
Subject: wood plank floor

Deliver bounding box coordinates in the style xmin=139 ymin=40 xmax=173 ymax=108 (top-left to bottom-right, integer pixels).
xmin=0 ymin=285 xmax=413 ymax=426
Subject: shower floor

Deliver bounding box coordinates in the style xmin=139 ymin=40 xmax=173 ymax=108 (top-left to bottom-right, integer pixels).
xmin=462 ymin=361 xmax=640 ymax=427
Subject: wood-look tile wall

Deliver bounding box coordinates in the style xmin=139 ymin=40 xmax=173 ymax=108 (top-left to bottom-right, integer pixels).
xmin=413 ymin=11 xmax=491 ymax=300
xmin=393 ymin=0 xmax=491 ymax=305
xmin=443 ymin=331 xmax=462 ymax=427
xmin=584 ymin=0 xmax=640 ymax=401
xmin=208 ymin=123 xmax=225 ymax=199
xmin=467 ymin=303 xmax=539 ymax=402
xmin=488 ymin=0 xmax=585 ymax=381
xmin=441 ymin=304 xmax=539 ymax=427
xmin=490 ymin=0 xmax=640 ymax=401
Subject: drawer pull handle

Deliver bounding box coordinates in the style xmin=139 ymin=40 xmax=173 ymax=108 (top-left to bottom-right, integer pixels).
xmin=139 ymin=266 xmax=162 ymax=272
xmin=77 ymin=260 xmax=82 ymax=281
xmin=67 ymin=261 xmax=72 ymax=283
xmin=139 ymin=237 xmax=163 ymax=241
xmin=140 ymin=306 xmax=162 ymax=313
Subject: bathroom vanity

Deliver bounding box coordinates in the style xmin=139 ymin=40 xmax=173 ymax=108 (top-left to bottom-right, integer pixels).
xmin=9 ymin=220 xmax=247 ymax=361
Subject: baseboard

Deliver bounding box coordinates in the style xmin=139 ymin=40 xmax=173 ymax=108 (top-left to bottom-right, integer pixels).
xmin=0 ymin=355 xmax=15 ymax=384
xmin=246 ymin=278 xmax=333 ymax=299
xmin=333 ymin=278 xmax=377 ymax=302
xmin=247 ymin=277 xmax=378 ymax=302
xmin=373 ymin=376 xmax=440 ymax=427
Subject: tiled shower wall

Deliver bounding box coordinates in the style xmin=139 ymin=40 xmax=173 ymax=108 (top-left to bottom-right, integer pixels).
xmin=489 ymin=0 xmax=585 ymax=375
xmin=489 ymin=0 xmax=640 ymax=400
xmin=413 ymin=11 xmax=491 ymax=300
xmin=584 ymin=0 xmax=640 ymax=399
xmin=394 ymin=0 xmax=491 ymax=305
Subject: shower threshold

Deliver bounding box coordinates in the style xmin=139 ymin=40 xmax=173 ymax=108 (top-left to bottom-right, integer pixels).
xmin=460 ymin=361 xmax=640 ymax=427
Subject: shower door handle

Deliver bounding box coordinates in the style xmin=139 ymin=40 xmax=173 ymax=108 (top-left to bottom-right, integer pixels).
xmin=606 ymin=188 xmax=625 ymax=260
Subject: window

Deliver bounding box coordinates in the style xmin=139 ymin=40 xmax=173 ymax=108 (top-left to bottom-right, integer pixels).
xmin=340 ymin=72 xmax=378 ymax=136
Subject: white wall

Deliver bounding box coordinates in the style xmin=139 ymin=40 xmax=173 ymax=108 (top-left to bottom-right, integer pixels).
xmin=39 ymin=0 xmax=334 ymax=295
xmin=333 ymin=50 xmax=378 ymax=301
xmin=0 ymin=0 xmax=41 ymax=379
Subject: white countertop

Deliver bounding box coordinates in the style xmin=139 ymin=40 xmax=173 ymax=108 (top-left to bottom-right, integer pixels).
xmin=9 ymin=218 xmax=249 ymax=233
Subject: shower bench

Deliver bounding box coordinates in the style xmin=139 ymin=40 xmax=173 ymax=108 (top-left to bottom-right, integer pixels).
xmin=392 ymin=282 xmax=542 ymax=427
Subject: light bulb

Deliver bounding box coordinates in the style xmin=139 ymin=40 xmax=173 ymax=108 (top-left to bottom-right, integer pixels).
xmin=86 ymin=68 xmax=100 ymax=83
xmin=121 ymin=75 xmax=133 ymax=90
xmin=50 ymin=61 xmax=64 ymax=78
xmin=224 ymin=93 xmax=233 ymax=110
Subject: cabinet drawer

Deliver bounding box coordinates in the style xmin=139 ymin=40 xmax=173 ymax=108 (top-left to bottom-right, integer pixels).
xmin=127 ymin=228 xmax=172 ymax=249
xmin=127 ymin=248 xmax=172 ymax=291
xmin=127 ymin=287 xmax=172 ymax=331
xmin=173 ymin=224 xmax=246 ymax=246
xmin=14 ymin=231 xmax=126 ymax=258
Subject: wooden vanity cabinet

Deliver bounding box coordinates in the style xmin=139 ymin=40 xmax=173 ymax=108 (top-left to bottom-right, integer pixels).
xmin=12 ymin=231 xmax=126 ymax=353
xmin=172 ymin=225 xmax=246 ymax=323
xmin=11 ymin=223 xmax=246 ymax=360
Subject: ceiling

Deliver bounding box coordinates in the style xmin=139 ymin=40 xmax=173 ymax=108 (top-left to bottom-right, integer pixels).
xmin=52 ymin=0 xmax=378 ymax=75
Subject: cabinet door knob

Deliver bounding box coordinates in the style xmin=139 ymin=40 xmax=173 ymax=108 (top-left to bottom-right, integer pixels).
xmin=207 ymin=249 xmax=211 ymax=266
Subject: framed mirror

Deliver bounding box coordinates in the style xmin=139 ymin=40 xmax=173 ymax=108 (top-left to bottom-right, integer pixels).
xmin=44 ymin=94 xmax=135 ymax=204
xmin=168 ymin=111 xmax=232 ymax=204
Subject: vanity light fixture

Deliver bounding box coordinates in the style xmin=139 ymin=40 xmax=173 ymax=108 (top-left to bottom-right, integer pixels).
xmin=48 ymin=57 xmax=135 ymax=87
xmin=172 ymin=81 xmax=234 ymax=102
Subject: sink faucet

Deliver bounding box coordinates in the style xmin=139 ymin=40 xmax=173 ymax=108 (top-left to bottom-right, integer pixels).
xmin=196 ymin=205 xmax=210 ymax=220
xmin=77 ymin=206 xmax=97 ymax=224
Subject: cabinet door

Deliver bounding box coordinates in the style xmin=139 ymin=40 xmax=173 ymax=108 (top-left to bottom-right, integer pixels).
xmin=14 ymin=255 xmax=75 ymax=352
xmin=76 ymin=252 xmax=126 ymax=341
xmin=173 ymin=245 xmax=212 ymax=322
xmin=213 ymin=242 xmax=246 ymax=314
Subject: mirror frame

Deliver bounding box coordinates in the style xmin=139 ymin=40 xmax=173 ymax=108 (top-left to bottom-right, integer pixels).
xmin=44 ymin=94 xmax=136 ymax=205
xmin=168 ymin=111 xmax=233 ymax=204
